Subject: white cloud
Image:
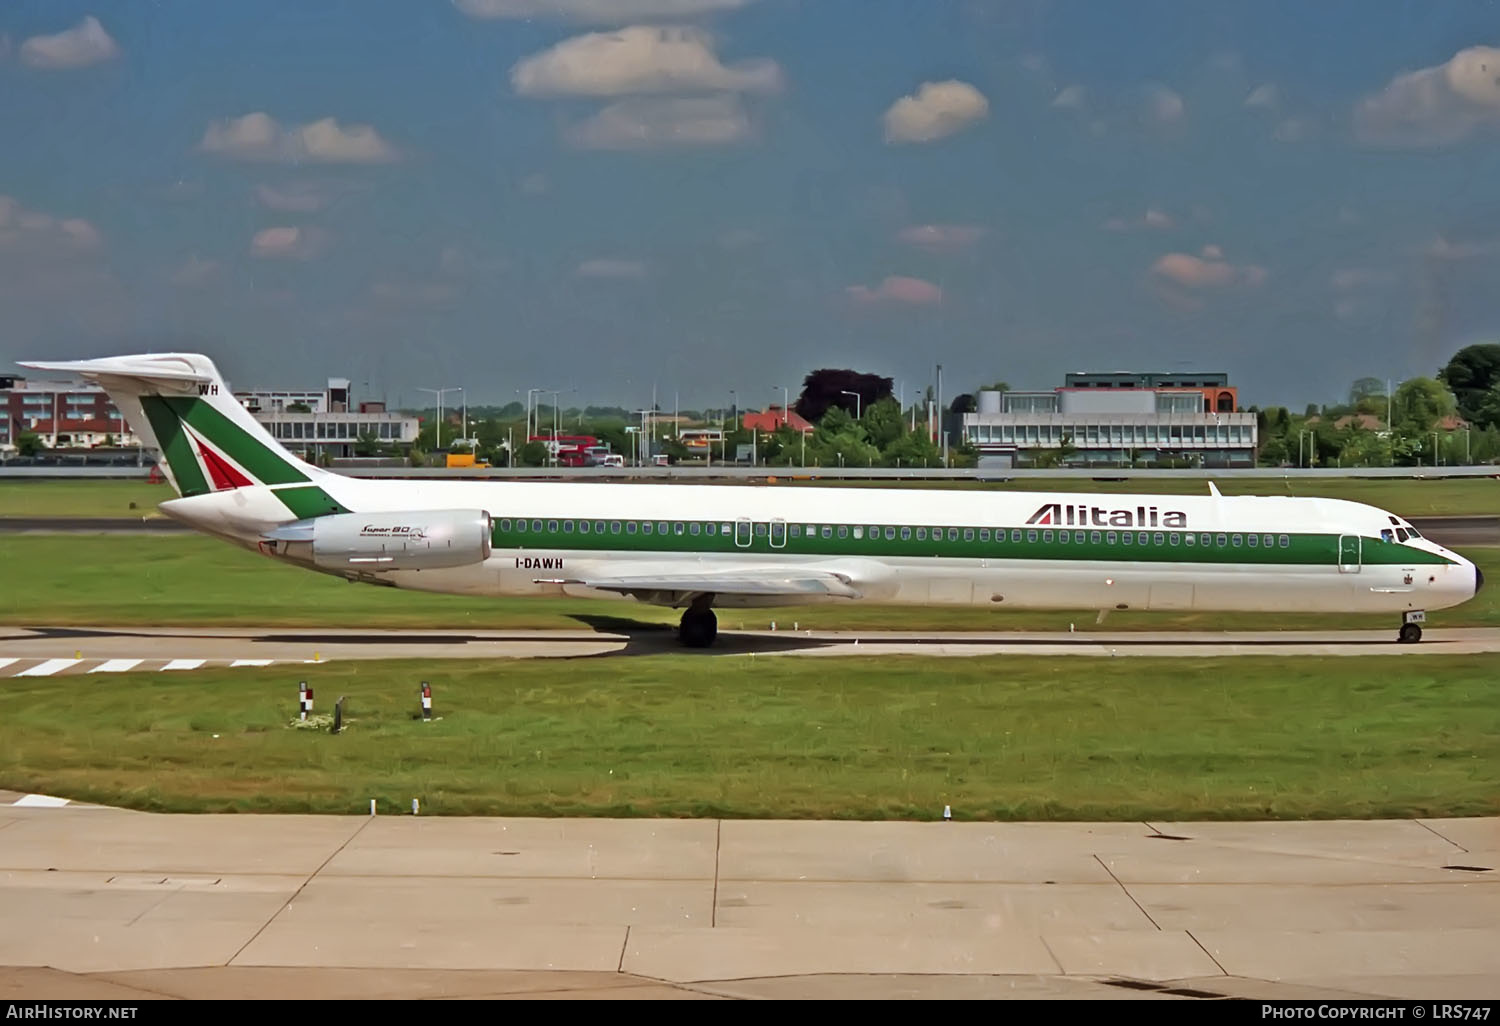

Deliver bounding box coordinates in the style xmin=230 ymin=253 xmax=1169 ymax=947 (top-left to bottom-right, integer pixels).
xmin=1102 ymin=208 xmax=1174 ymax=232
xmin=1151 ymin=246 xmax=1265 ymax=289
xmin=1331 ymin=267 xmax=1396 ymax=290
xmin=20 ymin=16 xmax=119 ymax=70
xmin=1273 ymin=117 xmax=1314 ymax=143
xmin=1051 ymin=84 xmax=1085 ymax=109
xmin=0 ymin=195 xmax=122 ymax=336
xmin=454 ymin=0 xmax=753 ymax=22
xmin=0 ymin=196 xmax=103 ymax=253
xmin=255 ymin=182 xmax=335 ymax=213
xmin=1245 ymin=83 xmax=1279 ymax=109
xmin=1147 ymin=85 xmax=1185 ymax=123
xmin=370 ymin=279 xmax=459 ymax=305
xmin=897 ymin=224 xmax=986 ymax=250
xmin=567 ymin=95 xmax=754 ymax=148
xmin=846 ymin=276 xmax=943 ymax=305
xmin=250 ymin=226 xmax=327 ymax=260
xmin=202 ymin=113 xmax=399 ymax=163
xmin=883 ymin=80 xmax=989 ymax=144
xmin=512 ymin=25 xmax=781 ymax=97
xmin=577 ymin=258 xmax=647 ymax=278
xmin=169 ymin=255 xmax=222 ymax=287
xmin=1355 ymin=46 xmax=1500 ymax=147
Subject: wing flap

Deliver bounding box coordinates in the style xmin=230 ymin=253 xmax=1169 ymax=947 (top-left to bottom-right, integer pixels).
xmin=544 ymin=569 xmax=862 ymax=600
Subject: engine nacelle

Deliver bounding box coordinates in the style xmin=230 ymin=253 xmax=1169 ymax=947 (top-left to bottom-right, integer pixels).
xmin=311 ymin=510 xmax=492 ymax=572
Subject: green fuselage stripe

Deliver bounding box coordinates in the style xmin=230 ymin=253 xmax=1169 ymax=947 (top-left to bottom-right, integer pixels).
xmin=141 ymin=397 xmax=209 ymax=497
xmin=163 ymin=397 xmax=309 ymax=486
xmin=487 ymin=517 xmax=1453 ymax=567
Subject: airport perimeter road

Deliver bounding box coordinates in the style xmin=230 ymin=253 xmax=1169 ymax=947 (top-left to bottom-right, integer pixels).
xmin=2 ymin=626 xmax=1500 ymax=670
xmin=0 ymin=805 xmax=1496 ymax=1000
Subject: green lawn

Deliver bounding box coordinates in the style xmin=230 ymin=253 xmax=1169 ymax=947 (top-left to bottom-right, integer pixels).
xmin=2 ymin=654 xmax=1495 ymax=820
xmin=0 ymin=474 xmax=1497 ymax=517
xmin=0 ymin=536 xmax=1495 ymax=632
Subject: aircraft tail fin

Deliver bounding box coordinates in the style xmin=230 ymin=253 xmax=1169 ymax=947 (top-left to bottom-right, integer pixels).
xmin=16 ymin=353 xmax=342 ymax=511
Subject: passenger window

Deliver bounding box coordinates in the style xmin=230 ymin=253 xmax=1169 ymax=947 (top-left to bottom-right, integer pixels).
xmin=578 ymin=521 xmax=588 ymax=534
xmin=806 ymin=524 xmax=816 ymax=534
xmin=821 ymin=526 xmax=832 ymax=538
xmin=690 ymin=523 xmax=701 ymax=535
xmin=900 ymin=527 xmax=911 ymax=540
xmin=1263 ymin=534 xmax=1273 ymax=547
xmin=532 ymin=520 xmax=542 ymax=532
xmin=979 ymin=529 xmax=990 ymax=541
xmin=1075 ymin=531 xmax=1085 ymax=543
xmin=1154 ymin=532 xmax=1164 ymax=545
xmin=1169 ymin=533 xmax=1180 ymax=546
xmin=611 ymin=521 xmax=621 ymax=533
xmin=789 ymin=525 xmax=800 ymax=537
xmin=1059 ymin=531 xmax=1069 ymax=545
xmin=721 ymin=523 xmax=731 ymax=534
xmin=1232 ymin=534 xmax=1242 ymax=546
xmin=1185 ymin=533 xmax=1195 ymax=546
xmin=1279 ymin=534 xmax=1290 ymax=547
xmin=1042 ymin=530 xmax=1052 ymax=543
xmin=1247 ymin=534 xmax=1257 ymax=547
xmin=548 ymin=520 xmax=558 ymax=532
xmin=499 ymin=519 xmax=512 ymax=531
xmin=1026 ymin=530 xmax=1037 ymax=543
xmin=1091 ymin=531 xmax=1101 ymax=543
xmin=1122 ymin=532 xmax=1133 ymax=545
xmin=1216 ymin=534 xmax=1227 ymax=547
xmin=1106 ymin=531 xmax=1117 ymax=544
xmin=706 ymin=523 xmax=716 ymax=535
xmin=675 ymin=522 xmax=685 ymax=535
xmin=1200 ymin=533 xmax=1211 ymax=547
xmin=947 ymin=528 xmax=958 ymax=541
xmin=658 ymin=522 xmax=668 ymax=534
xmin=516 ymin=520 xmax=527 ymax=533
xmin=1138 ymin=532 xmax=1148 ymax=545
xmin=643 ymin=522 xmax=654 ymax=534
xmin=755 ymin=523 xmax=767 ymax=535
xmin=1012 ymin=529 xmax=1022 ymax=543
xmin=916 ymin=528 xmax=926 ymax=540
xmin=964 ymin=529 xmax=975 ymax=541
xmin=838 ymin=525 xmax=848 ymax=538
xmin=852 ymin=526 xmax=863 ymax=539
xmin=885 ymin=527 xmax=896 ymax=540
xmin=595 ymin=521 xmax=605 ymax=534
xmin=626 ymin=522 xmax=637 ymax=534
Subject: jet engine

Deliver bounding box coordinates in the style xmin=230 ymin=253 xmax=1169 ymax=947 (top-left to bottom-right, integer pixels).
xmin=301 ymin=510 xmax=492 ymax=571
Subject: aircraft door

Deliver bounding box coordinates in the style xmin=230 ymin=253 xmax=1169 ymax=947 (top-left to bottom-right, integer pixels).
xmin=734 ymin=517 xmax=752 ymax=548
xmin=769 ymin=518 xmax=786 ymax=549
xmin=1338 ymin=535 xmax=1362 ymax=573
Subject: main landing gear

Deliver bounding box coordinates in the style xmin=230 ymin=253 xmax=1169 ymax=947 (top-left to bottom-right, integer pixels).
xmin=1398 ymin=610 xmax=1425 ymax=644
xmin=678 ymin=594 xmax=718 ymax=648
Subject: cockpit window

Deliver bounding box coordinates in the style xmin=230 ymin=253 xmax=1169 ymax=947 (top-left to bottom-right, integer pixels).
xmin=1381 ymin=529 xmax=1394 ymax=543
xmin=1396 ymin=528 xmax=1409 ymax=542
xmin=1406 ymin=527 xmax=1422 ymax=539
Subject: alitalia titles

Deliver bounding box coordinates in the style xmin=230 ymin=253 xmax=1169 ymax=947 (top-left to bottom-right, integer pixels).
xmin=1026 ymin=502 xmax=1188 ymax=529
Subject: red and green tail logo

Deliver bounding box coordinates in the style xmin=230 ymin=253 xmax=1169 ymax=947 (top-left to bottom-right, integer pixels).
xmin=141 ymin=396 xmax=348 ymax=518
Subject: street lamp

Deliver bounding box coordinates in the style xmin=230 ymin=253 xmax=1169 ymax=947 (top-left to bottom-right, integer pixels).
xmin=773 ymin=386 xmax=789 ymax=423
xmin=417 ymin=387 xmax=461 ymax=450
xmin=840 ymin=390 xmax=861 ymax=420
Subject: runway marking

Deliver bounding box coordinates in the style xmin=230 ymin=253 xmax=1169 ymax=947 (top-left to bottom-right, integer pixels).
xmin=11 ymin=794 xmax=70 ymax=807
xmin=16 ymin=658 xmax=83 ymax=677
xmin=230 ymin=659 xmax=274 ymax=667
xmin=0 ymin=659 xmax=15 ymax=673
xmin=161 ymin=659 xmax=206 ymax=671
xmin=90 ymin=659 xmax=144 ymax=673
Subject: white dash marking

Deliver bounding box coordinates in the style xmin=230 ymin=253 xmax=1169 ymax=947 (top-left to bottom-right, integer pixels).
xmin=13 ymin=794 xmax=70 ymax=807
xmin=161 ymin=659 xmax=206 ymax=671
xmin=0 ymin=658 xmax=17 ymax=673
xmin=230 ymin=659 xmax=273 ymax=667
xmin=91 ymin=659 xmax=144 ymax=674
xmin=17 ymin=659 xmax=83 ymax=677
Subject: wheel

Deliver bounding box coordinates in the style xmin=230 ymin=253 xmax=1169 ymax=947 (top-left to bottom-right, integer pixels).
xmin=1398 ymin=622 xmax=1422 ymax=644
xmin=678 ymin=610 xmax=718 ymax=648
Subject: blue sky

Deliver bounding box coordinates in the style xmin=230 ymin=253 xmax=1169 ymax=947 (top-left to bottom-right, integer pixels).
xmin=2 ymin=0 xmax=1499 ymax=411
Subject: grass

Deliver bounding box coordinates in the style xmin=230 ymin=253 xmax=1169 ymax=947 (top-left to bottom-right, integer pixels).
xmin=1 ymin=474 xmax=1497 ymax=518
xmin=2 ymin=654 xmax=1495 ymax=820
xmin=1 ymin=535 xmax=1495 ymax=632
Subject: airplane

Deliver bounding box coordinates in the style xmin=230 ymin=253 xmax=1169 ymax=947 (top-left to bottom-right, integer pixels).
xmin=20 ymin=352 xmax=1483 ymax=647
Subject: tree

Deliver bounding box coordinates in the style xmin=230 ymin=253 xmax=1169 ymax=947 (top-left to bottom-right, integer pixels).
xmin=287 ymin=402 xmax=312 ymax=413
xmin=1392 ymin=376 xmax=1457 ymax=433
xmin=1439 ymin=343 xmax=1500 ymax=424
xmin=861 ymin=396 xmax=905 ymax=449
xmin=1348 ymin=377 xmax=1386 ymax=406
xmin=948 ymin=393 xmax=977 ymax=415
xmin=795 ymin=369 xmax=893 ymax=423
xmin=880 ymin=428 xmax=940 ymax=467
xmin=519 ymin=441 xmax=549 ymax=466
xmin=16 ymin=432 xmax=43 ymax=458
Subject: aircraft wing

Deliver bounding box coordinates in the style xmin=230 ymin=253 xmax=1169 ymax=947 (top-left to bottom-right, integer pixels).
xmin=541 ymin=567 xmax=863 ymax=600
